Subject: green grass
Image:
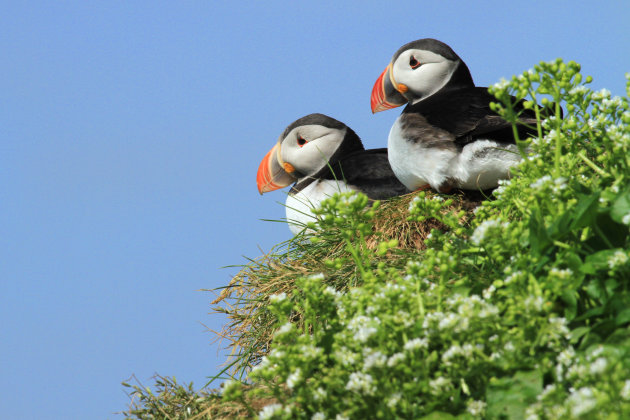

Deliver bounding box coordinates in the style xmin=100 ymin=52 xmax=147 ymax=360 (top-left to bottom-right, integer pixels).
xmin=122 ymin=60 xmax=630 ymax=419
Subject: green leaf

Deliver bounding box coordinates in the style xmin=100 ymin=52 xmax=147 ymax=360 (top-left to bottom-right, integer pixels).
xmin=574 ymin=305 xmax=605 ymax=321
xmin=418 ymin=412 xmax=459 ymax=420
xmin=583 ymin=249 xmax=620 ymax=272
xmin=615 ymin=308 xmax=630 ymax=326
xmin=529 ymin=208 xmax=551 ymax=254
xmin=569 ymin=192 xmax=600 ymax=230
xmin=561 ymin=290 xmax=578 ymax=320
xmin=610 ymin=187 xmax=630 ymax=224
xmin=486 ymin=370 xmax=543 ymax=420
xmin=594 ymin=212 xmax=629 ymax=248
xmin=569 ymin=326 xmax=591 ymax=344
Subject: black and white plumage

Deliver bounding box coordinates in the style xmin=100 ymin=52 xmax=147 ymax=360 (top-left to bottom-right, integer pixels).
xmin=371 ymin=38 xmax=541 ymax=192
xmin=256 ymin=113 xmax=409 ymax=234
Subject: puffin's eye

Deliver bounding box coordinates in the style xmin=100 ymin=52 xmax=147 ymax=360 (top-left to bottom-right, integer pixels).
xmin=409 ymin=56 xmax=421 ymax=69
xmin=297 ymin=136 xmax=307 ymax=147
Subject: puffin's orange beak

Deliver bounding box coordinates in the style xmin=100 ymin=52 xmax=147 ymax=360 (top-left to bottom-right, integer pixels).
xmin=370 ymin=64 xmax=409 ymax=113
xmin=256 ymin=142 xmax=297 ymax=194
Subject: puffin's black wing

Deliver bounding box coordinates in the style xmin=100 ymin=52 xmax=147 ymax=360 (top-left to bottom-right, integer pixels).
xmin=322 ymin=148 xmax=411 ymax=199
xmin=408 ymin=87 xmax=540 ymax=146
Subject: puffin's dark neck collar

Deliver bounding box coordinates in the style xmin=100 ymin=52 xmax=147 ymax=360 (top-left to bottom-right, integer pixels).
xmin=402 ymin=60 xmax=475 ymax=110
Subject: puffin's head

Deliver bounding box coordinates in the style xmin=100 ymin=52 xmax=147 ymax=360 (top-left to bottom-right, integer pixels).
xmin=371 ymin=38 xmax=473 ymax=113
xmin=256 ymin=114 xmax=363 ymax=194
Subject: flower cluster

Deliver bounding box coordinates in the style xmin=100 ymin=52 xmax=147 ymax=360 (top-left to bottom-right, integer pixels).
xmin=218 ymin=61 xmax=630 ymax=420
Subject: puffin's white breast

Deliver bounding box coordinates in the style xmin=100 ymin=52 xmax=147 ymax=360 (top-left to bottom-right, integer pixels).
xmin=387 ymin=116 xmax=456 ymax=191
xmin=285 ymin=179 xmax=356 ymax=235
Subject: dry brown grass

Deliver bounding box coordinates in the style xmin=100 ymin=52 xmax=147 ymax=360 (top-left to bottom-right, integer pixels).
xmin=209 ymin=190 xmax=486 ymax=377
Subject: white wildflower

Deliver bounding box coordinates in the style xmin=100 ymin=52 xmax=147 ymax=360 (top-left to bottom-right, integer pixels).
xmin=592 ymin=88 xmax=611 ymax=100
xmin=549 ymin=316 xmax=570 ymax=338
xmin=309 ymin=273 xmax=325 ymax=281
xmin=221 ymin=379 xmax=240 ymax=396
xmin=471 ymin=219 xmax=504 ymax=245
xmin=268 ymin=292 xmax=287 ymax=303
xmin=268 ymin=349 xmax=285 ymax=359
xmin=542 ymin=128 xmax=560 ymax=142
xmin=539 ymin=383 xmax=557 ymax=400
xmin=387 ymin=393 xmax=402 ymax=409
xmin=588 ymin=345 xmax=604 ymax=359
xmin=608 ymin=250 xmax=628 ymax=269
xmin=542 ymin=115 xmax=559 ymax=129
xmin=429 ymin=376 xmax=451 ymax=393
xmin=549 ymin=267 xmax=572 ymax=280
xmin=504 ymin=271 xmax=523 ymax=285
xmin=525 ymin=413 xmax=540 ymax=420
xmin=478 ymin=302 xmax=499 ymax=318
xmin=300 ymin=344 xmax=323 ymax=359
xmin=569 ymin=85 xmax=588 ymax=96
xmin=467 ymin=399 xmax=487 ymax=416
xmin=311 ymin=412 xmax=325 ymax=420
xmin=323 ymin=286 xmax=342 ymax=298
xmin=530 ymin=175 xmax=552 ymax=190
xmin=404 ymin=337 xmax=429 ymax=351
xmin=552 ymin=177 xmax=567 ymax=193
xmin=354 ymin=325 xmax=377 ymax=342
xmin=251 ymin=356 xmax=270 ymax=374
xmin=286 ymin=368 xmax=302 ymax=389
xmin=568 ymin=387 xmax=597 ymax=417
xmin=483 ymin=285 xmax=496 ymax=299
xmin=408 ymin=196 xmax=421 ymax=212
xmin=335 ymin=416 xmax=350 ymax=420
xmin=274 ymin=322 xmax=294 ymax=337
xmin=346 ymin=372 xmax=375 ymax=395
xmin=602 ymin=96 xmax=622 ymax=109
xmin=438 ymin=313 xmax=459 ymax=330
xmin=258 ymin=403 xmax=283 ymax=419
xmin=348 ymin=315 xmax=378 ymax=343
xmin=395 ymin=310 xmax=414 ymax=327
xmin=422 ymin=311 xmax=443 ymax=329
xmin=363 ymin=349 xmax=387 ymax=370
xmin=387 ymin=352 xmax=406 ymax=367
xmin=589 ymin=357 xmax=608 ymax=375
xmin=567 ymin=362 xmax=587 ymax=380
xmin=335 ymin=347 xmax=358 ymax=366
xmin=313 ymin=387 xmax=327 ymax=401
xmin=524 ymin=295 xmax=544 ymax=312
xmin=442 ymin=344 xmax=464 ymax=365
xmin=492 ymin=78 xmax=509 ymax=90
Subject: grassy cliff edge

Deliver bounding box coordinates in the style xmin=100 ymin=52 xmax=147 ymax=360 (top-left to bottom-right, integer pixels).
xmin=124 ymin=61 xmax=630 ymax=419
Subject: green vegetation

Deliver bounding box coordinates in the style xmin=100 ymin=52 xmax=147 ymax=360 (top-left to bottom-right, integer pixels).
xmin=123 ymin=60 xmax=630 ymax=419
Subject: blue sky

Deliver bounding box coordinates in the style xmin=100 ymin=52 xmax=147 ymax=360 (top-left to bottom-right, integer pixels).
xmin=1 ymin=2 xmax=628 ymax=419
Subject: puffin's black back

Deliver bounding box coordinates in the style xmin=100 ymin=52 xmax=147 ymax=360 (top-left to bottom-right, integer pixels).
xmin=315 ymin=148 xmax=411 ymax=199
xmin=404 ymin=87 xmax=541 ymax=147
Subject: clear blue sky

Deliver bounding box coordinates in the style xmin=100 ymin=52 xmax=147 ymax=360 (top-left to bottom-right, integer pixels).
xmin=1 ymin=2 xmax=628 ymax=418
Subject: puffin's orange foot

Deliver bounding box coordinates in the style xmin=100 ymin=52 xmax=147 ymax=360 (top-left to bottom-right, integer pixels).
xmin=414 ymin=184 xmax=431 ymax=192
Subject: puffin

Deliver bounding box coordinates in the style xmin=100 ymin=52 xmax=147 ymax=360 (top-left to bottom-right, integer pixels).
xmin=370 ymin=38 xmax=542 ymax=193
xmin=256 ymin=113 xmax=410 ymax=234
